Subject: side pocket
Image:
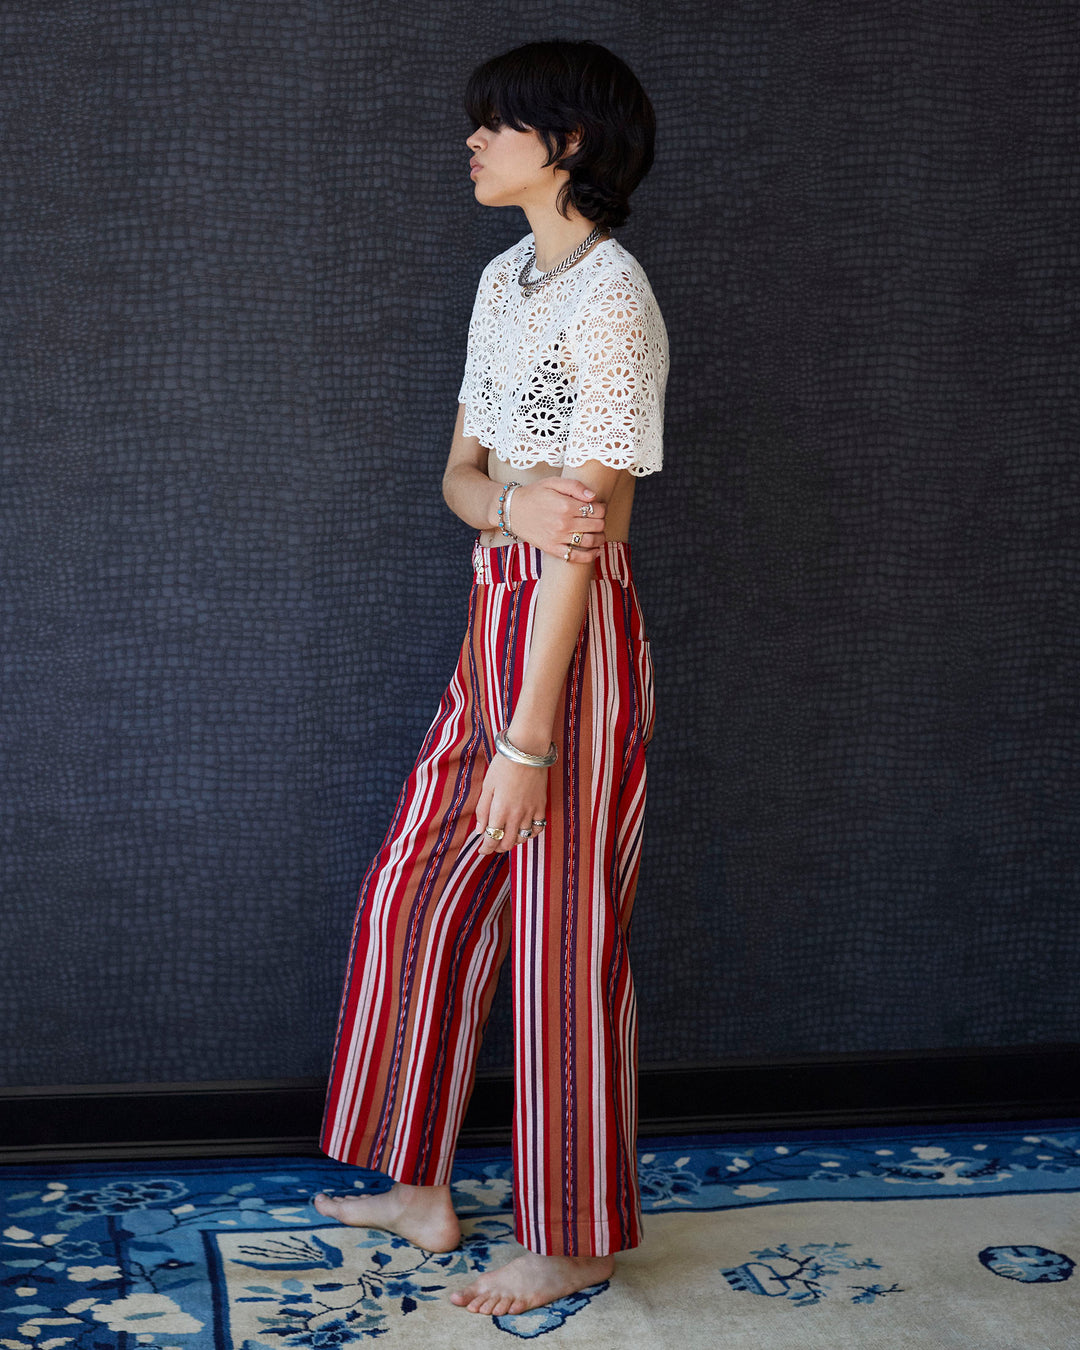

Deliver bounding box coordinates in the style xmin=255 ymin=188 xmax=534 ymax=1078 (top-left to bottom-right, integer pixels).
xmin=635 ymin=639 xmax=656 ymax=745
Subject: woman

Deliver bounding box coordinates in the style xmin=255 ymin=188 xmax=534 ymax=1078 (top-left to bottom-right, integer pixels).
xmin=315 ymin=39 xmax=668 ymax=1317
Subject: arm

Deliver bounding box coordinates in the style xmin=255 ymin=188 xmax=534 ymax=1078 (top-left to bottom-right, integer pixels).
xmin=442 ymin=404 xmax=608 ymax=561
xmin=463 ymin=263 xmax=666 ymax=852
xmin=474 ymin=455 xmax=626 ymax=855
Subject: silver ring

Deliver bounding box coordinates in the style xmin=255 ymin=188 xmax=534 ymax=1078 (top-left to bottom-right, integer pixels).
xmin=532 ymin=818 xmax=546 ymax=829
xmin=484 ymin=826 xmax=505 ymax=841
xmin=518 ymin=828 xmax=532 ymax=839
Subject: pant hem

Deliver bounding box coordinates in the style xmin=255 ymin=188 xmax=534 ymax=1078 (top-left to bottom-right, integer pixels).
xmin=317 ymin=1136 xmax=455 ymax=1190
xmin=513 ymin=1217 xmax=644 ymax=1258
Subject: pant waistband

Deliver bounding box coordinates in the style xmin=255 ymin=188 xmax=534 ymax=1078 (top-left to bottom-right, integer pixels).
xmin=472 ymin=538 xmax=633 ymax=587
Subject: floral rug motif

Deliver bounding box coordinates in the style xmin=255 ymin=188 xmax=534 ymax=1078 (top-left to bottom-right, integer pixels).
xmin=1 ymin=1122 xmax=1078 ymax=1348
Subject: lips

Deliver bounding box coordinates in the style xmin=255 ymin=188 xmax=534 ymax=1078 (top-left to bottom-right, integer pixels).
xmin=469 ymin=160 xmax=482 ymax=175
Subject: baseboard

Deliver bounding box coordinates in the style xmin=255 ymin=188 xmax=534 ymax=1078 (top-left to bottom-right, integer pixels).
xmin=2 ymin=1044 xmax=1078 ymax=1165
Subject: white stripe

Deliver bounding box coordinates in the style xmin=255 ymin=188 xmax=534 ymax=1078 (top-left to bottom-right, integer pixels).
xmin=588 ymin=581 xmax=620 ymax=1235
xmin=390 ymin=842 xmax=506 ymax=1178
xmin=431 ymin=872 xmax=512 ymax=1172
xmin=328 ymin=668 xmax=472 ymax=1157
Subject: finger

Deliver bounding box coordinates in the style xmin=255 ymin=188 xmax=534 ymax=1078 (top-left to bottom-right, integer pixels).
xmin=557 ymin=532 xmax=603 ymax=551
xmin=483 ymin=799 xmax=515 ymax=853
xmin=479 ymin=823 xmax=508 ymax=854
xmin=561 ymin=517 xmax=606 ymax=539
xmin=499 ymin=805 xmax=535 ymax=851
xmin=565 ymin=500 xmax=606 ymax=522
xmin=551 ymin=544 xmax=602 ymax=564
xmin=504 ymin=817 xmax=532 ymax=851
xmin=564 ymin=515 xmax=604 ymax=535
xmin=546 ymin=478 xmax=597 ymax=502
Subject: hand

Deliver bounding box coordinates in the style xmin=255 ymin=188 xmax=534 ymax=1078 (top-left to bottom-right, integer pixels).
xmin=507 ymin=478 xmax=606 ymax=563
xmin=475 ymin=753 xmax=549 ymax=855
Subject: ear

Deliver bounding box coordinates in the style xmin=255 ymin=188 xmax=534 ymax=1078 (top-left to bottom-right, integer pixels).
xmin=565 ymin=126 xmax=584 ymax=157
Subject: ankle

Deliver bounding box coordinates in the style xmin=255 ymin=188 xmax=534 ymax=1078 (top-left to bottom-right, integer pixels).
xmin=389 ymin=1181 xmax=455 ymax=1216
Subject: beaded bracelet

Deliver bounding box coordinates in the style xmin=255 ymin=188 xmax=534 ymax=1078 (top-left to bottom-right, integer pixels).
xmin=503 ymin=485 xmax=520 ymax=539
xmin=497 ymin=481 xmax=521 ymax=539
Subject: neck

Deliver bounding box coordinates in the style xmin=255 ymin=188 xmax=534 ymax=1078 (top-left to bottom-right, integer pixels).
xmin=522 ymin=202 xmax=601 ymax=272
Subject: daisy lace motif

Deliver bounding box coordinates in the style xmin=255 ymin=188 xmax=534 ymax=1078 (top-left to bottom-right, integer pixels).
xmin=458 ymin=234 xmax=669 ymax=477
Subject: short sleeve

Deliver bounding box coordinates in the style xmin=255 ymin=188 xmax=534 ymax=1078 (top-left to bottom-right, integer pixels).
xmin=457 ymin=262 xmax=492 ymax=410
xmin=563 ymin=272 xmax=669 ymax=476
xmin=457 ymin=253 xmax=510 ymax=432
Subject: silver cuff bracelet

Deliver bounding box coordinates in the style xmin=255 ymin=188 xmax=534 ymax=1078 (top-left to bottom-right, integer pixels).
xmin=494 ymin=728 xmax=558 ymax=769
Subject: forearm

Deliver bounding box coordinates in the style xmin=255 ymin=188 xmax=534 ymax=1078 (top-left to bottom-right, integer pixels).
xmin=504 ymin=459 xmax=624 ymax=750
xmin=442 ymin=404 xmax=608 ymax=556
xmin=505 ymin=556 xmax=594 ymax=754
xmin=442 ymin=459 xmax=502 ymax=532
xmin=473 ymin=456 xmax=628 ymax=856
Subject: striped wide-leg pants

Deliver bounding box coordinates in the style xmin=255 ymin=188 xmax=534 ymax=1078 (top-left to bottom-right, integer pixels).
xmin=319 ymin=539 xmax=655 ymax=1256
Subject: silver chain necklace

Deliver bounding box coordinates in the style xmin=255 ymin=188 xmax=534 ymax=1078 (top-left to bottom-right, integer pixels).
xmin=518 ymin=225 xmax=608 ymax=294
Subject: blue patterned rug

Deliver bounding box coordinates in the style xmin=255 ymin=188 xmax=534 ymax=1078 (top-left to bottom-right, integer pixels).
xmin=2 ymin=1120 xmax=1078 ymax=1348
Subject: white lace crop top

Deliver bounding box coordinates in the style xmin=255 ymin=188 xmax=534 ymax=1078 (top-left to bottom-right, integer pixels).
xmin=457 ymin=233 xmax=668 ymax=477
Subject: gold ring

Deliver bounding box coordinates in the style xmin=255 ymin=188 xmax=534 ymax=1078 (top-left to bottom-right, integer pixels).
xmin=484 ymin=826 xmax=505 ymax=841
xmin=571 ymin=532 xmax=583 ymax=545
xmin=563 ymin=547 xmax=572 ymax=561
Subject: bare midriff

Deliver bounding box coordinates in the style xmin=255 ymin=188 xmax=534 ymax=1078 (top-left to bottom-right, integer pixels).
xmin=477 ymin=451 xmax=636 ymax=549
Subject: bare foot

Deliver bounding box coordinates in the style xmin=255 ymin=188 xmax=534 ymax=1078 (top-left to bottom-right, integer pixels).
xmin=312 ymin=1182 xmax=460 ymax=1253
xmin=450 ymin=1251 xmax=614 ymax=1316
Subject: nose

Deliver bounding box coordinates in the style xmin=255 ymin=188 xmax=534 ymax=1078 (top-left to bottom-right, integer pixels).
xmin=466 ymin=127 xmax=485 ymax=151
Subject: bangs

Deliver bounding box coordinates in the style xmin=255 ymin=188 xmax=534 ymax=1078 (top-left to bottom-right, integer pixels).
xmin=464 ymin=50 xmax=559 ymax=134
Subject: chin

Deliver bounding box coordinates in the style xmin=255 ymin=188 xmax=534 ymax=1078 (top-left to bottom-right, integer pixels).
xmin=473 ymin=182 xmax=519 ymax=211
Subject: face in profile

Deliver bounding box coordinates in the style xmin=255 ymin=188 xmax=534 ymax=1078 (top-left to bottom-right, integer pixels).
xmin=466 ymin=121 xmax=576 ymax=213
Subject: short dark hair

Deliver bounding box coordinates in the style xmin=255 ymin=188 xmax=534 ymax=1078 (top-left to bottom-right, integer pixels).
xmin=464 ymin=40 xmax=655 ymax=230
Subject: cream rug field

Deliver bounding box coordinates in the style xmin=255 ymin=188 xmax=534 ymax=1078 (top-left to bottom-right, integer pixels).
xmin=2 ymin=1122 xmax=1077 ymax=1348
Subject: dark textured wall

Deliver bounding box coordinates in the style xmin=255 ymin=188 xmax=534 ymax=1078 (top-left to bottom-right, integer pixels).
xmin=2 ymin=2 xmax=1077 ymax=1088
